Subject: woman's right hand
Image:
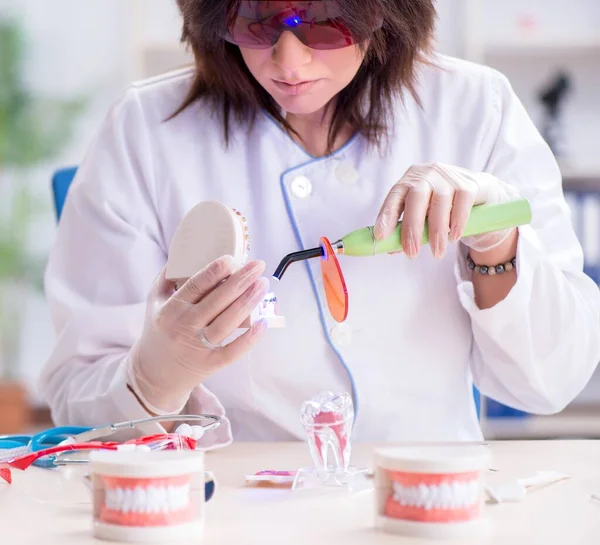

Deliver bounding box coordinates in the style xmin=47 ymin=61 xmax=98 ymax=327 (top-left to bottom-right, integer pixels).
xmin=127 ymin=255 xmax=269 ymax=415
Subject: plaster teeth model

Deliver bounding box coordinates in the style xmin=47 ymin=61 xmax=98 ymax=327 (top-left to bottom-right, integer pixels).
xmin=166 ymin=201 xmax=285 ymax=328
xmin=374 ymin=445 xmax=491 ymax=540
xmin=90 ymin=450 xmax=205 ymax=542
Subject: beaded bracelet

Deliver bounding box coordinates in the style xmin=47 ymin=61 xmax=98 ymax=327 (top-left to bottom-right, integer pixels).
xmin=467 ymin=255 xmax=516 ymax=276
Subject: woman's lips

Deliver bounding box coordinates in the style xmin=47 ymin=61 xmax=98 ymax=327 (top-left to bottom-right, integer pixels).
xmin=272 ymin=79 xmax=321 ymax=95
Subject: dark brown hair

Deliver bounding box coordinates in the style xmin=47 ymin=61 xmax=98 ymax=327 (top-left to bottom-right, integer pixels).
xmin=174 ymin=0 xmax=436 ymax=153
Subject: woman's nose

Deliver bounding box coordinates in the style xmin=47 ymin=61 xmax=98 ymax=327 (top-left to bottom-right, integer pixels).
xmin=272 ymin=31 xmax=312 ymax=72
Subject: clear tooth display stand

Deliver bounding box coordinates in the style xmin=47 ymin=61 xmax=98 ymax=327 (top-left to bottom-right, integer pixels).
xmin=292 ymin=392 xmax=372 ymax=493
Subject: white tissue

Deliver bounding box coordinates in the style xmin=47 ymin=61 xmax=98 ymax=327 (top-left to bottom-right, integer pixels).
xmin=486 ymin=471 xmax=570 ymax=503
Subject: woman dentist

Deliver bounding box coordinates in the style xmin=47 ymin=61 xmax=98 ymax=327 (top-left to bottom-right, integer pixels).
xmin=41 ymin=0 xmax=600 ymax=447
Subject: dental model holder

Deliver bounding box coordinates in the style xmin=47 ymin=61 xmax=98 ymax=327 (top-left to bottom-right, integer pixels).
xmin=292 ymin=392 xmax=371 ymax=492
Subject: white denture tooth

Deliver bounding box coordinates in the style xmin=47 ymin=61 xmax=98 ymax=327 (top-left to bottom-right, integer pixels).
xmin=163 ymin=489 xmax=172 ymax=513
xmin=393 ymin=483 xmax=405 ymax=504
xmin=122 ymin=489 xmax=133 ymax=514
xmin=156 ymin=487 xmax=167 ymax=513
xmin=153 ymin=487 xmax=164 ymax=514
xmin=115 ymin=488 xmax=124 ymax=511
xmin=159 ymin=488 xmax=170 ymax=514
xmin=151 ymin=487 xmax=162 ymax=514
xmin=134 ymin=487 xmax=146 ymax=513
xmin=457 ymin=482 xmax=466 ymax=506
xmin=405 ymin=488 xmax=413 ymax=507
xmin=402 ymin=488 xmax=410 ymax=506
xmin=129 ymin=487 xmax=137 ymax=513
xmin=439 ymin=483 xmax=449 ymax=509
xmin=431 ymin=486 xmax=440 ymax=509
xmin=418 ymin=484 xmax=427 ymax=508
xmin=146 ymin=486 xmax=158 ymax=514
xmin=154 ymin=486 xmax=164 ymax=514
xmin=445 ymin=483 xmax=455 ymax=509
xmin=165 ymin=486 xmax=175 ymax=512
xmin=411 ymin=487 xmax=418 ymax=507
xmin=426 ymin=485 xmax=434 ymax=508
xmin=452 ymin=483 xmax=462 ymax=508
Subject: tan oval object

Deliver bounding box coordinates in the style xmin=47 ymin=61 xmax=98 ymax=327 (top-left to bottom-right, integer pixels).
xmin=166 ymin=201 xmax=247 ymax=286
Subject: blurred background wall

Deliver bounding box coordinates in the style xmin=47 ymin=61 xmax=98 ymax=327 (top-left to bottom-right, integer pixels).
xmin=0 ymin=0 xmax=599 ymax=437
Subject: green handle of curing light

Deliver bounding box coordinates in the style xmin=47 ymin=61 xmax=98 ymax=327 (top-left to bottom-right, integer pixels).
xmin=340 ymin=198 xmax=532 ymax=257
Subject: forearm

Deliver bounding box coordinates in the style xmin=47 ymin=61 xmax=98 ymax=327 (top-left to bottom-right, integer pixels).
xmin=468 ymin=229 xmax=519 ymax=309
xmin=458 ymin=224 xmax=600 ymax=413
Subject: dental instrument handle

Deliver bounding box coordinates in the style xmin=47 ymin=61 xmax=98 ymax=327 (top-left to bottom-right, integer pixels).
xmin=339 ymin=198 xmax=532 ymax=257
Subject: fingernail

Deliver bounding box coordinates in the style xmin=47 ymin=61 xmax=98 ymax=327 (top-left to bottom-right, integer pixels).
xmin=242 ymin=260 xmax=265 ymax=280
xmin=374 ymin=215 xmax=389 ymax=240
xmin=450 ymin=224 xmax=461 ymax=242
xmin=406 ymin=229 xmax=418 ymax=258
xmin=251 ymin=319 xmax=268 ymax=336
xmin=254 ymin=277 xmax=270 ymax=296
xmin=432 ymin=233 xmax=447 ymax=259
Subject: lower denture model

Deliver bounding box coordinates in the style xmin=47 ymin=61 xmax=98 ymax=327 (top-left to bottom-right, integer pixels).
xmin=90 ymin=450 xmax=205 ymax=542
xmin=374 ymin=445 xmax=491 ymax=540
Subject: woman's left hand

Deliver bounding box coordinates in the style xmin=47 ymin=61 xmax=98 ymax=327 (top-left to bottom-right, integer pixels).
xmin=374 ymin=163 xmax=520 ymax=259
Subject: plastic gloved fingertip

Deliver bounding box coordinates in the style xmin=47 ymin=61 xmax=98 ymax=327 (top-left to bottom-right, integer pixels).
xmin=373 ymin=224 xmax=387 ymax=241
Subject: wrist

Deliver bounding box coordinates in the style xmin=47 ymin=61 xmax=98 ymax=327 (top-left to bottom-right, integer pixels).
xmin=468 ymin=228 xmax=518 ymax=265
xmin=126 ymin=346 xmax=189 ymax=417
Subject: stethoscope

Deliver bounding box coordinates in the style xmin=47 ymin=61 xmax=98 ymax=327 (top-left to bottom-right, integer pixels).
xmin=0 ymin=414 xmax=222 ymax=468
xmin=0 ymin=415 xmax=222 ymax=501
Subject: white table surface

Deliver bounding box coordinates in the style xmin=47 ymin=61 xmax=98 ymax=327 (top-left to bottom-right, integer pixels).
xmin=1 ymin=440 xmax=600 ymax=544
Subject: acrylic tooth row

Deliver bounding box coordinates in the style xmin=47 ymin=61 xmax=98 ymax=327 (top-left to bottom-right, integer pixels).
xmin=104 ymin=485 xmax=191 ymax=514
xmin=391 ymin=480 xmax=479 ymax=510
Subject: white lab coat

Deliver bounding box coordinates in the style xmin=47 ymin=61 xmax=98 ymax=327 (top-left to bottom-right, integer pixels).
xmin=40 ymin=54 xmax=600 ymax=448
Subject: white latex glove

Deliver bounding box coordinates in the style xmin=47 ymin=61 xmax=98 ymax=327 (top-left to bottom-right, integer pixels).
xmin=127 ymin=255 xmax=269 ymax=415
xmin=374 ymin=163 xmax=520 ymax=258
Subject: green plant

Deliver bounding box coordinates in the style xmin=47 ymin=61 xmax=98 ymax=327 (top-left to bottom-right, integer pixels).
xmin=0 ymin=18 xmax=85 ymax=379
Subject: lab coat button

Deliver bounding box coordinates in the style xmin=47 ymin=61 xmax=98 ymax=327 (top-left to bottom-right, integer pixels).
xmin=335 ymin=162 xmax=359 ymax=185
xmin=290 ymin=176 xmax=313 ymax=199
xmin=330 ymin=323 xmax=352 ymax=346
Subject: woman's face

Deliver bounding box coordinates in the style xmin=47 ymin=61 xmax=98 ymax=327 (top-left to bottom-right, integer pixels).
xmin=240 ymin=32 xmax=366 ymax=116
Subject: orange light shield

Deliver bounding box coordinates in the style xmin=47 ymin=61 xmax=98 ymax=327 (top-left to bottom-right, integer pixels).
xmin=319 ymin=237 xmax=348 ymax=323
